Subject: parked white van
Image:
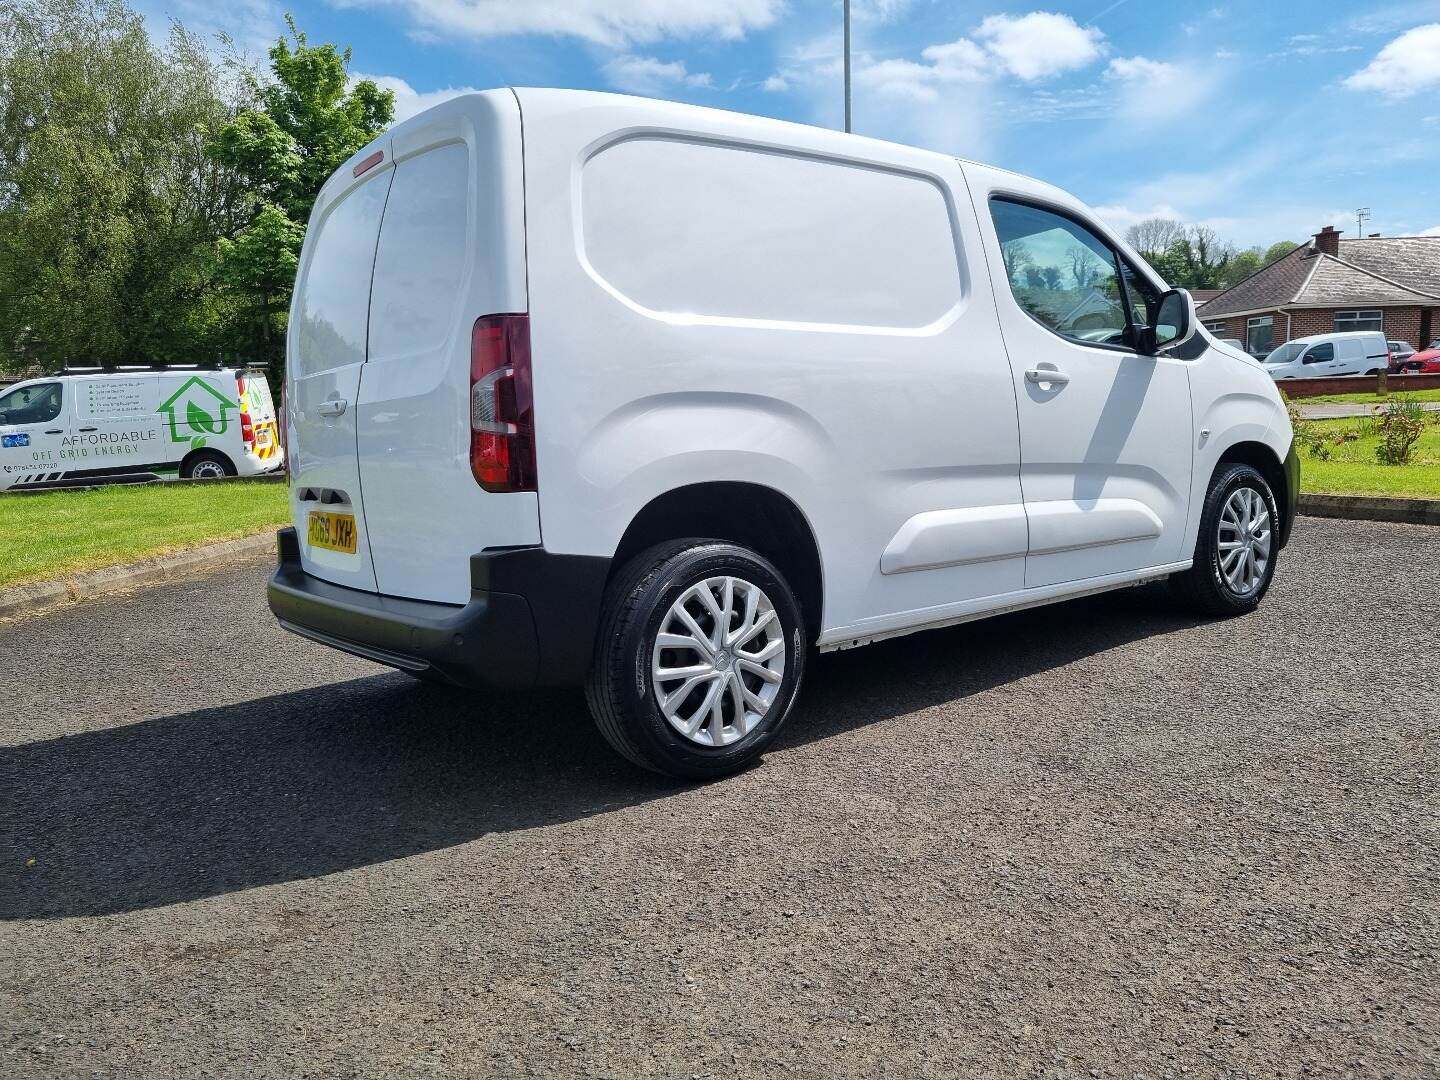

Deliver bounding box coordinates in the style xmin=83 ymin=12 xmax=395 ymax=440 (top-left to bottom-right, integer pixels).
xmin=268 ymin=90 xmax=1298 ymax=779
xmin=0 ymin=366 xmax=282 ymax=491
xmin=1260 ymin=331 xmax=1390 ymax=380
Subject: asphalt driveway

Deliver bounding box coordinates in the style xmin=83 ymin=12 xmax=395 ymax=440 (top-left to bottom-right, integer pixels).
xmin=2 ymin=516 xmax=1437 ymax=1078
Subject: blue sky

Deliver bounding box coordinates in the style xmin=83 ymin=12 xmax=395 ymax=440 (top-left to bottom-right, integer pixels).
xmin=142 ymin=0 xmax=1440 ymax=248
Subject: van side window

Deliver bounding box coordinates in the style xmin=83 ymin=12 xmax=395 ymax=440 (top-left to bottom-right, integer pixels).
xmin=369 ymin=143 xmax=470 ymax=359
xmin=1303 ymin=343 xmax=1334 ymax=364
xmin=0 ymin=382 xmax=62 ymax=425
xmin=292 ymin=173 xmax=392 ymax=377
xmin=989 ymin=198 xmax=1153 ymax=349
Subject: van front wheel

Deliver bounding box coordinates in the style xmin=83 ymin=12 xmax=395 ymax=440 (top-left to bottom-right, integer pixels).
xmin=585 ymin=540 xmax=807 ymax=780
xmin=1169 ymin=463 xmax=1279 ymax=617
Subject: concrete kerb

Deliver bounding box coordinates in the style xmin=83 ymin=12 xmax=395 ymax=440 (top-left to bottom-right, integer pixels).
xmin=0 ymin=532 xmax=275 ymax=621
xmin=1298 ymin=493 xmax=1440 ymax=527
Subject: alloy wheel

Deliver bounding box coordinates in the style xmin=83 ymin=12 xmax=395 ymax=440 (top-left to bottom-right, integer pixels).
xmin=1216 ymin=485 xmax=1272 ymax=596
xmin=650 ymin=575 xmax=786 ymax=748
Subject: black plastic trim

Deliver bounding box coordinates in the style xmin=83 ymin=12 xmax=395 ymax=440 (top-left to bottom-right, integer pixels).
xmin=266 ymin=529 xmax=610 ymax=689
xmin=470 ymin=546 xmax=611 ymax=687
xmin=1280 ymin=439 xmax=1300 ymax=550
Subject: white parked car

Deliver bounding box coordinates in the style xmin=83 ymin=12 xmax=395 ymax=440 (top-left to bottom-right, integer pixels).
xmin=268 ymin=89 xmax=1298 ymax=778
xmin=1260 ymin=331 xmax=1390 ymax=380
xmin=0 ymin=366 xmax=282 ymax=491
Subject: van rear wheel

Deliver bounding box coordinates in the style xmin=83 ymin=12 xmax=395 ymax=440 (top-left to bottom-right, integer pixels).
xmin=585 ymin=540 xmax=807 ymax=780
xmin=181 ymin=451 xmax=234 ymax=480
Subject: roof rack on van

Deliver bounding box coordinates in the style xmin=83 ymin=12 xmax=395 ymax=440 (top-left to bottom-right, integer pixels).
xmin=47 ymin=360 xmax=260 ymax=377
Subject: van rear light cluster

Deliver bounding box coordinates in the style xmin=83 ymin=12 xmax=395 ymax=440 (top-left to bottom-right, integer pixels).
xmin=470 ymin=314 xmax=536 ymax=492
xmin=235 ymin=373 xmax=255 ymax=450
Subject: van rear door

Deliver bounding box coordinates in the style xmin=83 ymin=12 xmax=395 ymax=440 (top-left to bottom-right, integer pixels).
xmin=356 ymin=94 xmax=537 ymax=604
xmin=287 ymin=149 xmax=393 ymax=593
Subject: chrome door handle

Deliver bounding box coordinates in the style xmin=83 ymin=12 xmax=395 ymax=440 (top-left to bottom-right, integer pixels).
xmin=1025 ymin=367 xmax=1070 ymax=385
xmin=317 ymin=398 xmax=348 ymax=417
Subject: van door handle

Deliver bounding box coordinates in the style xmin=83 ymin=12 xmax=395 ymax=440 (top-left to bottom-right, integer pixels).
xmin=317 ymin=398 xmax=348 ymax=417
xmin=45 ymin=428 xmax=64 ymax=434
xmin=1025 ymin=367 xmax=1070 ymax=386
xmin=77 ymin=426 xmax=98 ymax=432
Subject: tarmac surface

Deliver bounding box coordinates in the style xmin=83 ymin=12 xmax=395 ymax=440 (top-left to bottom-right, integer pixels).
xmin=3 ymin=516 xmax=1438 ymax=1078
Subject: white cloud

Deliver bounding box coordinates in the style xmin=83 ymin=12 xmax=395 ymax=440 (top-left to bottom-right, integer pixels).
xmin=762 ymin=74 xmax=789 ymax=92
xmin=972 ymin=12 xmax=1105 ymax=80
xmin=340 ymin=0 xmax=782 ymax=47
xmin=1104 ymin=55 xmax=1216 ymax=122
xmin=353 ymin=73 xmax=484 ymax=123
xmin=1344 ymin=23 xmax=1440 ymax=96
xmin=1105 ymin=55 xmax=1177 ymax=82
xmin=602 ymin=54 xmax=713 ymax=95
xmin=1421 ymin=224 xmax=1440 ymax=236
xmin=855 ymin=41 xmax=988 ymax=102
xmin=920 ymin=38 xmax=990 ymax=78
xmin=853 ymin=0 xmax=914 ymax=23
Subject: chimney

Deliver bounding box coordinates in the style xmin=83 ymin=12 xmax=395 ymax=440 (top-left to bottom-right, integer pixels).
xmin=1313 ymin=224 xmax=1341 ymax=257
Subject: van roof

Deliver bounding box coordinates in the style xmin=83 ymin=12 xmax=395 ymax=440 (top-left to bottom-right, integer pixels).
xmin=328 ymin=86 xmax=1062 ymax=210
xmin=1285 ymin=330 xmax=1387 ymax=345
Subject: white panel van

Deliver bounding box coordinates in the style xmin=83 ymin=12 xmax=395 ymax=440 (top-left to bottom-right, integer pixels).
xmin=0 ymin=367 xmax=282 ymax=491
xmin=1261 ymin=331 xmax=1390 ymax=380
xmin=268 ymin=90 xmax=1298 ymax=779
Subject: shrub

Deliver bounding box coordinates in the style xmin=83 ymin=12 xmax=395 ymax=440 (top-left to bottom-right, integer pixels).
xmin=1375 ymin=397 xmax=1426 ymax=465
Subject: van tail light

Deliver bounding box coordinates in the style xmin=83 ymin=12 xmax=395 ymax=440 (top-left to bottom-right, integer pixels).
xmin=470 ymin=314 xmax=536 ymax=492
xmin=236 ymin=373 xmax=255 ymax=450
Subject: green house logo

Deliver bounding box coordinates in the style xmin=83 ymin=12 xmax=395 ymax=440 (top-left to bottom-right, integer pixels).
xmin=157 ymin=376 xmax=237 ymax=451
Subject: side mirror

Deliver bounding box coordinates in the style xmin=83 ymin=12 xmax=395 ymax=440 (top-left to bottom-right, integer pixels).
xmin=1150 ymin=288 xmax=1195 ymax=353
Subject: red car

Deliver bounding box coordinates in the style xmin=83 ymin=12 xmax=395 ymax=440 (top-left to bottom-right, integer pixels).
xmin=1396 ymin=340 xmax=1440 ymax=374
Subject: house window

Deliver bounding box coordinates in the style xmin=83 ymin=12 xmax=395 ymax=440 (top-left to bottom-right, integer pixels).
xmin=1203 ymin=319 xmax=1226 ymax=333
xmin=1247 ymin=315 xmax=1274 ymax=355
xmin=1334 ymin=309 xmax=1383 ymax=333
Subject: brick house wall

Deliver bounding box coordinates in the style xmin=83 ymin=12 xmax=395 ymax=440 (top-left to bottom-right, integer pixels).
xmin=1200 ymin=305 xmax=1438 ymax=349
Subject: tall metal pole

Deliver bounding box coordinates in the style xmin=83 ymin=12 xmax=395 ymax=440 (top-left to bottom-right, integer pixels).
xmin=843 ymin=0 xmax=852 ymax=133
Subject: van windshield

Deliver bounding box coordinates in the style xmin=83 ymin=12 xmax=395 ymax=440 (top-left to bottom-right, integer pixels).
xmin=1264 ymin=343 xmax=1304 ymax=365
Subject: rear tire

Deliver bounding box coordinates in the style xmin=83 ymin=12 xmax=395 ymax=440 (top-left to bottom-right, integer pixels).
xmin=1170 ymin=463 xmax=1279 ymax=617
xmin=585 ymin=540 xmax=807 ymax=780
xmin=181 ymin=451 xmax=235 ymax=480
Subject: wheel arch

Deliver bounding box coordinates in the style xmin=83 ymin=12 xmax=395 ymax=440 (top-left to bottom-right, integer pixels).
xmin=1214 ymin=439 xmax=1292 ymax=548
xmin=611 ymin=481 xmax=825 ymax=641
xmin=179 ymin=446 xmax=235 ymax=477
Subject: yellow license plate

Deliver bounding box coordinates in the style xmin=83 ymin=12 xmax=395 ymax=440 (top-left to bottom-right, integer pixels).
xmin=307 ymin=510 xmax=357 ymax=554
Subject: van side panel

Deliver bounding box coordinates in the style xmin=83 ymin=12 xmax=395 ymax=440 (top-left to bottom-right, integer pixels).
xmin=517 ymin=90 xmax=1026 ymax=637
xmin=356 ymin=92 xmax=537 ymax=603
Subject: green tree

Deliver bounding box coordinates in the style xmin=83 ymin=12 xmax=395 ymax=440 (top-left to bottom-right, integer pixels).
xmin=210 ymin=16 xmax=393 ymax=372
xmin=1220 ymin=247 xmax=1265 ymax=288
xmin=1264 ymin=240 xmax=1299 ymax=264
xmin=0 ymin=0 xmax=247 ymax=371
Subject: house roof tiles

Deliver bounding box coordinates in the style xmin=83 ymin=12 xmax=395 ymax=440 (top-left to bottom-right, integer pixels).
xmin=1200 ymin=235 xmax=1440 ymax=319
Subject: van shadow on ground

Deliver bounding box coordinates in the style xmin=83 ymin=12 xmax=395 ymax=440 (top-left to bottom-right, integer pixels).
xmin=1 ymin=586 xmax=1202 ymax=920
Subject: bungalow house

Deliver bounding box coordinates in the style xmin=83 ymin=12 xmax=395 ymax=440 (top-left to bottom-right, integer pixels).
xmin=1196 ymin=225 xmax=1440 ymax=355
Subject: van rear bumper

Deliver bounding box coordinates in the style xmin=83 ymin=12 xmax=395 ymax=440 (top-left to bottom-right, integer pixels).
xmin=266 ymin=528 xmax=609 ymax=689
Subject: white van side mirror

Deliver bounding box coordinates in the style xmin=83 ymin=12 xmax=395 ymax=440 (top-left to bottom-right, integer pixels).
xmin=1150 ymin=288 xmax=1196 ymax=354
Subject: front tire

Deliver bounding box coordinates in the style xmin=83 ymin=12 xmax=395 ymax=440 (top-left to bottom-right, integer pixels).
xmin=585 ymin=541 xmax=807 ymax=780
xmin=1170 ymin=463 xmax=1280 ymax=616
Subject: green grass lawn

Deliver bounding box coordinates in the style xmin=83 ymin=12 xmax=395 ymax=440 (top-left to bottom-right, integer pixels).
xmin=1294 ymin=388 xmax=1440 ymax=406
xmin=0 ymin=480 xmax=288 ymax=589
xmin=1298 ymin=417 xmax=1440 ymax=499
